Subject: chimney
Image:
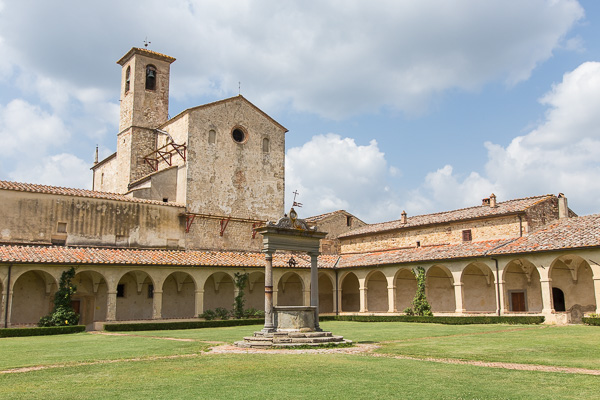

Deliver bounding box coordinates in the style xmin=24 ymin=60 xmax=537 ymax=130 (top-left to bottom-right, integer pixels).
xmin=558 ymin=193 xmax=569 ymax=219
xmin=94 ymin=145 xmax=99 ymax=165
xmin=489 ymin=193 xmax=497 ymax=208
xmin=401 ymin=210 xmax=407 ymax=224
xmin=482 ymin=197 xmax=490 ymax=206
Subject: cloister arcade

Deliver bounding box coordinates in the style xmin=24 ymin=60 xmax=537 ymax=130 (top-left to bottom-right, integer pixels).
xmin=2 ymin=249 xmax=599 ymax=328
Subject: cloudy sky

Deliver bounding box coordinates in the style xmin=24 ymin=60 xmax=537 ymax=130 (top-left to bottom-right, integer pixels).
xmin=1 ymin=0 xmax=599 ymax=223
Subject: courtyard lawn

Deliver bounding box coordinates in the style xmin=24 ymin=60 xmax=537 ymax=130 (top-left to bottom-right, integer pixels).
xmin=0 ymin=352 xmax=597 ymax=399
xmin=378 ymin=324 xmax=600 ymax=370
xmin=1 ymin=322 xmax=599 ymax=399
xmin=0 ymin=333 xmax=208 ymax=370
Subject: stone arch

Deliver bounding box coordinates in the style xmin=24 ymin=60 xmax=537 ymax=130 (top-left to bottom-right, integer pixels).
xmin=162 ymin=271 xmax=196 ymax=319
xmin=503 ymin=259 xmax=542 ymax=312
xmin=116 ymin=270 xmax=155 ymax=321
xmin=395 ymin=268 xmax=417 ymax=312
xmin=341 ymin=272 xmax=360 ymax=312
xmin=245 ymin=271 xmax=265 ymax=311
xmin=277 ymin=271 xmax=304 ymax=306
xmin=10 ymin=270 xmax=57 ymax=325
xmin=204 ymin=272 xmax=235 ymax=312
xmin=318 ymin=273 xmax=334 ymax=313
xmin=549 ymin=255 xmax=596 ymax=321
xmin=366 ymin=270 xmax=388 ymax=312
xmin=73 ymin=270 xmax=109 ymax=326
xmin=426 ymin=265 xmax=455 ymax=312
xmin=461 ymin=262 xmax=496 ymax=312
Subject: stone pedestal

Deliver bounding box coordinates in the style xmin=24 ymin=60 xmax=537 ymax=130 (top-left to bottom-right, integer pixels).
xmin=273 ymin=306 xmax=317 ymax=332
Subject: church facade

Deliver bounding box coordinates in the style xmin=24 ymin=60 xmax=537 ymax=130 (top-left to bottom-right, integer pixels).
xmin=1 ymin=48 xmax=599 ymax=329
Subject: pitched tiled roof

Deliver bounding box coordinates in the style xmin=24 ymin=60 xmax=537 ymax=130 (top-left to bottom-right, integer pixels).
xmin=490 ymin=214 xmax=600 ymax=255
xmin=338 ymin=239 xmax=511 ymax=268
xmin=0 ymin=245 xmax=339 ymax=269
xmin=305 ymin=210 xmax=350 ymax=223
xmin=0 ymin=180 xmax=185 ymax=207
xmin=339 ymin=195 xmax=554 ymax=239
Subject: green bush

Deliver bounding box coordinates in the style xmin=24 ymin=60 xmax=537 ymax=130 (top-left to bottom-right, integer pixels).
xmin=199 ymin=309 xmax=217 ymax=320
xmin=327 ymin=315 xmax=544 ymax=325
xmin=215 ymin=307 xmax=230 ymax=320
xmin=243 ymin=308 xmax=265 ymax=318
xmin=582 ymin=317 xmax=600 ymax=326
xmin=38 ymin=267 xmax=79 ymax=327
xmin=104 ymin=318 xmax=263 ymax=332
xmin=0 ymin=325 xmax=85 ymax=338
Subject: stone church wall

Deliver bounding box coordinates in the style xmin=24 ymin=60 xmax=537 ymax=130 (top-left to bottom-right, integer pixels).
xmin=0 ymin=190 xmax=185 ymax=249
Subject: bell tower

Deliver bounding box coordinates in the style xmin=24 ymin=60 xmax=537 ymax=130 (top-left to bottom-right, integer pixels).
xmin=115 ymin=48 xmax=176 ymax=192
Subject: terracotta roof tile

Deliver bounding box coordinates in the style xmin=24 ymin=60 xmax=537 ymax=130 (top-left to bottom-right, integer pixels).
xmin=0 ymin=245 xmax=339 ymax=269
xmin=340 ymin=195 xmax=554 ymax=238
xmin=0 ymin=180 xmax=185 ymax=207
xmin=490 ymin=213 xmax=600 ymax=255
xmin=338 ymin=239 xmax=511 ymax=268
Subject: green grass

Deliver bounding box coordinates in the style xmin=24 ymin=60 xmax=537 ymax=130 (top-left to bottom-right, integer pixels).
xmin=378 ymin=324 xmax=600 ymax=370
xmin=0 ymin=353 xmax=597 ymax=400
xmin=1 ymin=322 xmax=599 ymax=399
xmin=0 ymin=333 xmax=208 ymax=370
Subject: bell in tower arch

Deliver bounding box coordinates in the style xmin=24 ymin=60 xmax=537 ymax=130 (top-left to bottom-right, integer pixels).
xmin=145 ymin=65 xmax=157 ymax=90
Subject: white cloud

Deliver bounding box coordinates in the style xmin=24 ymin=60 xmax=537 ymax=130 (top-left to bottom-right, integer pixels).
xmin=0 ymin=0 xmax=585 ymax=119
xmin=411 ymin=62 xmax=600 ymax=215
xmin=9 ymin=153 xmax=91 ymax=189
xmin=286 ymin=133 xmax=402 ymax=222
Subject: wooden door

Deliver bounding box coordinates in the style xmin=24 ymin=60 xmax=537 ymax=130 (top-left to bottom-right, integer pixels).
xmin=511 ymin=292 xmax=526 ymax=312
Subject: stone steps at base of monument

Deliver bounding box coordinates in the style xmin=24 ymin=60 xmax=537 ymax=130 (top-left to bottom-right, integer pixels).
xmin=234 ymin=339 xmax=352 ymax=349
xmin=273 ymin=336 xmax=345 ymax=344
xmin=251 ymin=331 xmax=333 ymax=339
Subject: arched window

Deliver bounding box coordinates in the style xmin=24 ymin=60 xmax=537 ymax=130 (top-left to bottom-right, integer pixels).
xmin=208 ymin=129 xmax=216 ymax=145
xmin=125 ymin=66 xmax=131 ymax=94
xmin=145 ymin=65 xmax=157 ymax=90
xmin=262 ymin=137 xmax=270 ymax=153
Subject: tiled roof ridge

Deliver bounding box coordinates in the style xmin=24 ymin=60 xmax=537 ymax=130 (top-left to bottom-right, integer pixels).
xmin=340 ymin=194 xmax=554 ymax=238
xmin=0 ymin=180 xmax=185 ymax=207
xmin=305 ymin=209 xmax=349 ymax=222
xmin=390 ymin=194 xmax=551 ymax=224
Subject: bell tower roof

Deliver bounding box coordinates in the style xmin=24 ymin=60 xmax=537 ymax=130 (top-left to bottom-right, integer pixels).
xmin=117 ymin=47 xmax=176 ymax=66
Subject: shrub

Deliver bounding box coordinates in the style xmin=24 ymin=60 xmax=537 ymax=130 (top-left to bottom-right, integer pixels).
xmin=38 ymin=267 xmax=79 ymax=327
xmin=328 ymin=315 xmax=544 ymax=325
xmin=403 ymin=307 xmax=414 ymax=316
xmin=233 ymin=272 xmax=249 ymax=319
xmin=0 ymin=325 xmax=85 ymax=338
xmin=405 ymin=266 xmax=433 ymax=317
xmin=244 ymin=308 xmax=265 ymax=318
xmin=104 ymin=318 xmax=263 ymax=332
xmin=215 ymin=307 xmax=231 ymax=320
xmin=582 ymin=317 xmax=600 ymax=326
xmin=199 ymin=309 xmax=217 ymax=320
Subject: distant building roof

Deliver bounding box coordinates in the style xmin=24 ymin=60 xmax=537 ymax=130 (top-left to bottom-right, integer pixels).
xmin=305 ymin=210 xmax=364 ymax=223
xmin=0 ymin=245 xmax=339 ymax=269
xmin=0 ymin=180 xmax=185 ymax=207
xmin=339 ymin=195 xmax=556 ymax=239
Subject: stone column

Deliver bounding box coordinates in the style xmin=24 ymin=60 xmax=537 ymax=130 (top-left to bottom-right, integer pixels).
xmin=359 ymin=286 xmax=367 ymax=313
xmin=387 ymin=285 xmax=396 ymax=313
xmin=593 ymin=278 xmax=600 ymax=314
xmin=453 ymin=283 xmax=465 ymax=314
xmin=195 ymin=290 xmax=204 ymax=317
xmin=497 ymin=280 xmax=506 ymax=315
xmin=263 ymin=251 xmax=274 ymax=332
xmin=336 ymin=286 xmax=343 ymax=313
xmin=152 ymin=290 xmax=163 ymax=319
xmin=0 ymin=287 xmax=6 ymax=328
xmin=106 ymin=291 xmax=117 ymax=321
xmin=540 ymin=279 xmax=554 ymax=314
xmin=310 ymin=252 xmax=320 ymax=330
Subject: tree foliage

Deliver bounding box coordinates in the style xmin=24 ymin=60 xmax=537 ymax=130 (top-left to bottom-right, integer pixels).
xmin=404 ymin=266 xmax=433 ymax=317
xmin=233 ymin=272 xmax=249 ymax=319
xmin=38 ymin=267 xmax=80 ymax=327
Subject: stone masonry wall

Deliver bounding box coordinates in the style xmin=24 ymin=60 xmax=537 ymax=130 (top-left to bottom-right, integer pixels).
xmin=0 ymin=190 xmax=185 ymax=249
xmin=340 ymin=215 xmax=522 ymax=253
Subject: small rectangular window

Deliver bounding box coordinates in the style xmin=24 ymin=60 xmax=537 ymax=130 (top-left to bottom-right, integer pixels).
xmin=148 ymin=284 xmax=154 ymax=299
xmin=462 ymin=229 xmax=472 ymax=242
xmin=117 ymin=284 xmax=125 ymax=298
xmin=57 ymin=222 xmax=67 ymax=233
xmin=346 ymin=216 xmax=352 ymax=227
xmin=416 ymin=241 xmax=421 ymax=248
